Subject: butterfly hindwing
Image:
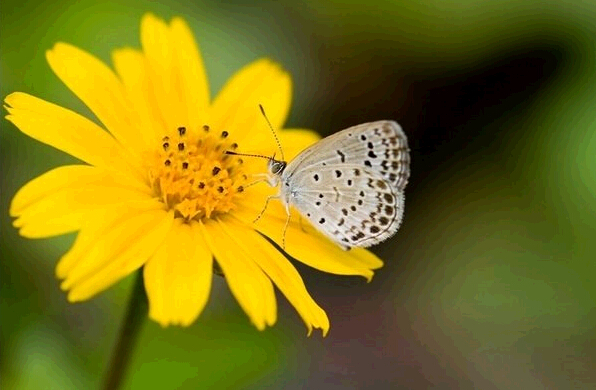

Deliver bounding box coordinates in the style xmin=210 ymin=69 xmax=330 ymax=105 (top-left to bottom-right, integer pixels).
xmin=287 ymin=164 xmax=405 ymax=249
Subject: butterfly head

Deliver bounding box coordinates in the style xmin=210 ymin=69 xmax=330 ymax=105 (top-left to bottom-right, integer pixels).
xmin=267 ymin=157 xmax=287 ymax=176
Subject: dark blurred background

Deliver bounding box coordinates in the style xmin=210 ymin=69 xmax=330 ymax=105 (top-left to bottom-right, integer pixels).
xmin=2 ymin=0 xmax=595 ymax=389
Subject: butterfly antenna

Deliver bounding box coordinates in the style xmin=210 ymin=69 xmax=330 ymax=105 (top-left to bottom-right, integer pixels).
xmin=224 ymin=151 xmax=272 ymax=160
xmin=259 ymin=104 xmax=285 ymax=161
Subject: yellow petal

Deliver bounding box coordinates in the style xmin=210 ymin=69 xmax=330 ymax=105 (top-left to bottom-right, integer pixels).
xmin=14 ymin=215 xmax=80 ymax=238
xmin=199 ymin=219 xmax=276 ymax=330
xmin=64 ymin=209 xmax=174 ymax=302
xmin=62 ymin=207 xmax=169 ymax=289
xmin=278 ymin=128 xmax=320 ymax=161
xmin=144 ymin=220 xmax=213 ymax=327
xmin=55 ymin=199 xmax=165 ymax=282
xmin=46 ymin=43 xmax=144 ymax=158
xmin=11 ymin=165 xmax=151 ymax=238
xmin=210 ymin=58 xmax=292 ymax=154
xmin=222 ymin=219 xmax=329 ymax=336
xmin=140 ymin=14 xmax=184 ymax=133
xmin=14 ymin=186 xmax=153 ymax=238
xmin=235 ymin=190 xmax=383 ymax=280
xmin=169 ymin=17 xmax=210 ymax=129
xmin=11 ymin=165 xmax=149 ymax=216
xmin=129 ymin=15 xmax=210 ymax=140
xmin=4 ymin=93 xmax=133 ymax=171
xmin=112 ymin=48 xmax=164 ymax=148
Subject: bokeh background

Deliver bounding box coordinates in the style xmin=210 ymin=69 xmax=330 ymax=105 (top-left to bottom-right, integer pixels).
xmin=2 ymin=0 xmax=595 ymax=389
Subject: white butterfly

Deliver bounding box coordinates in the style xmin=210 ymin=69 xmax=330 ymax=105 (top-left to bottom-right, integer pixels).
xmin=242 ymin=118 xmax=410 ymax=250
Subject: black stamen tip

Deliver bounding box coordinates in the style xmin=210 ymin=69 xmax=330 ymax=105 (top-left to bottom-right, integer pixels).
xmin=198 ymin=182 xmax=205 ymax=189
xmin=163 ymin=142 xmax=169 ymax=150
xmin=178 ymin=126 xmax=186 ymax=135
xmin=221 ymin=131 xmax=229 ymax=138
xmin=217 ymin=186 xmax=224 ymax=193
xmin=164 ymin=159 xmax=171 ymax=166
xmin=231 ymin=143 xmax=238 ymax=149
xmin=237 ymin=186 xmax=244 ymax=193
xmin=182 ymin=162 xmax=189 ymax=169
xmin=178 ymin=143 xmax=185 ymax=151
xmin=203 ymin=125 xmax=210 ymax=132
xmin=212 ymin=166 xmax=221 ymax=175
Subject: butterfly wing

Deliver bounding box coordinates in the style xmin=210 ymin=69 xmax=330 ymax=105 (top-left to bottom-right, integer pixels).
xmin=280 ymin=121 xmax=410 ymax=248
xmin=284 ymin=120 xmax=410 ymax=191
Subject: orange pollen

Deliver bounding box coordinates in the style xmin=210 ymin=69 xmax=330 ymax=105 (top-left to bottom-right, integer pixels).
xmin=148 ymin=125 xmax=246 ymax=220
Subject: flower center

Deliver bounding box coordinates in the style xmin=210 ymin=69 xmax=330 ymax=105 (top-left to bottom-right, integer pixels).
xmin=148 ymin=125 xmax=247 ymax=220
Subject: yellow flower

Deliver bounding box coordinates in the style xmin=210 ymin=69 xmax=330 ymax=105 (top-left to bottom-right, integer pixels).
xmin=5 ymin=13 xmax=383 ymax=335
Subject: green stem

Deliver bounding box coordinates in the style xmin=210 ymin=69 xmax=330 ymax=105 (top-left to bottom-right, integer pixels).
xmin=101 ymin=270 xmax=147 ymax=390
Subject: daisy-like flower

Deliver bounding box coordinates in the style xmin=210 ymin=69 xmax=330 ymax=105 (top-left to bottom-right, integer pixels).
xmin=5 ymin=13 xmax=383 ymax=335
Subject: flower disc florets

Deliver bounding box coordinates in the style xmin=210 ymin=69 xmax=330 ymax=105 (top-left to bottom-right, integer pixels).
xmin=149 ymin=125 xmax=246 ymax=220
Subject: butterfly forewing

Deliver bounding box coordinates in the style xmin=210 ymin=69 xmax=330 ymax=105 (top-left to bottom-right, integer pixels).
xmin=284 ymin=120 xmax=410 ymax=191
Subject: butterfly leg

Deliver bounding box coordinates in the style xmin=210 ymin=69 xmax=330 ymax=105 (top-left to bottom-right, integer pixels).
xmin=253 ymin=194 xmax=280 ymax=223
xmin=282 ymin=203 xmax=291 ymax=250
xmin=245 ymin=173 xmax=269 ymax=189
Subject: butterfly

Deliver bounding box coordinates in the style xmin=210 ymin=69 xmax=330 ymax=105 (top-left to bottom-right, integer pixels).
xmin=228 ymin=110 xmax=410 ymax=250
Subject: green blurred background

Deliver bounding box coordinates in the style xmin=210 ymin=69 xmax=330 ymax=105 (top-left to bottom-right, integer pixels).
xmin=2 ymin=0 xmax=595 ymax=388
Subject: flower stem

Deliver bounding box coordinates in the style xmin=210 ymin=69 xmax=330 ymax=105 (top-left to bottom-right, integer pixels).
xmin=102 ymin=270 xmax=147 ymax=390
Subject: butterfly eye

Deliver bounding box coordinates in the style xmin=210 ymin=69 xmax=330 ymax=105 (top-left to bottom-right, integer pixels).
xmin=268 ymin=160 xmax=287 ymax=175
